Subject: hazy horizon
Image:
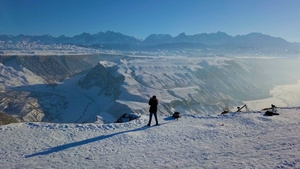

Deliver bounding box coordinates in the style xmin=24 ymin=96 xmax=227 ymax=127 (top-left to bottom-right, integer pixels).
xmin=1 ymin=0 xmax=300 ymax=42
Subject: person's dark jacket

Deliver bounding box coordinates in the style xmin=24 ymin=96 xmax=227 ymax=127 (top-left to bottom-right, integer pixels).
xmin=149 ymin=97 xmax=158 ymax=113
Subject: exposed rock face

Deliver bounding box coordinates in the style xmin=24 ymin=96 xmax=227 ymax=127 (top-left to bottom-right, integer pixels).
xmin=79 ymin=62 xmax=125 ymax=99
xmin=15 ymin=55 xmax=97 ymax=83
xmin=0 ymin=91 xmax=45 ymax=122
xmin=0 ymin=111 xmax=19 ymax=125
xmin=0 ymin=55 xmax=101 ymax=83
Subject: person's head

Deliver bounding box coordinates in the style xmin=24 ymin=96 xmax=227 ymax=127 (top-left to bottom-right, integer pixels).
xmin=152 ymin=95 xmax=156 ymax=99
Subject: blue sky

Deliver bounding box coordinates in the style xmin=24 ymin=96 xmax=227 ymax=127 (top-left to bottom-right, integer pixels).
xmin=1 ymin=0 xmax=300 ymax=42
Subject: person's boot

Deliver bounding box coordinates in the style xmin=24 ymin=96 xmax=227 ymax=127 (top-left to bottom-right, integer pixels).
xmin=147 ymin=123 xmax=150 ymax=126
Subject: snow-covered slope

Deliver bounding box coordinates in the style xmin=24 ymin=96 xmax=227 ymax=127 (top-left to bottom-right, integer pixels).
xmin=0 ymin=55 xmax=103 ymax=122
xmin=245 ymin=80 xmax=300 ymax=110
xmin=0 ymin=62 xmax=45 ymax=87
xmin=1 ymin=108 xmax=300 ymax=168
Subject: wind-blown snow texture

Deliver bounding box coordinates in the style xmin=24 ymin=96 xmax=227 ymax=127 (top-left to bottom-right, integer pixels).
xmin=1 ymin=108 xmax=300 ymax=168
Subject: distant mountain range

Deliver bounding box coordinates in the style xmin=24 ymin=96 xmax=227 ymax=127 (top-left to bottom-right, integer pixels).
xmin=1 ymin=31 xmax=300 ymax=52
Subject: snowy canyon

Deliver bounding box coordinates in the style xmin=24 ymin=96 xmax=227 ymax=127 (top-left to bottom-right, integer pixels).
xmin=0 ymin=53 xmax=300 ymax=124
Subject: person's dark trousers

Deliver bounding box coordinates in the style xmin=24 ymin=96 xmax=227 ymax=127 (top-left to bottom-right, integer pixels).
xmin=148 ymin=112 xmax=158 ymax=125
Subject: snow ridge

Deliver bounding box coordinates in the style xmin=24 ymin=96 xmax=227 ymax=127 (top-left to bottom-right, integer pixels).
xmin=1 ymin=109 xmax=300 ymax=168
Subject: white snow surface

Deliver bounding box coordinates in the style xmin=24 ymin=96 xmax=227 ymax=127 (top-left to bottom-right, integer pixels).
xmin=0 ymin=42 xmax=105 ymax=56
xmin=0 ymin=62 xmax=45 ymax=87
xmin=1 ymin=109 xmax=300 ymax=168
xmin=245 ymin=80 xmax=300 ymax=110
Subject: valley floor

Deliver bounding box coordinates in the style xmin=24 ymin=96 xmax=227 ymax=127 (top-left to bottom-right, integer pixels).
xmin=1 ymin=108 xmax=300 ymax=168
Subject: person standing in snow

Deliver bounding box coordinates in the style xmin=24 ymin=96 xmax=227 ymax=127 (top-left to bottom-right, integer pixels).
xmin=147 ymin=95 xmax=158 ymax=126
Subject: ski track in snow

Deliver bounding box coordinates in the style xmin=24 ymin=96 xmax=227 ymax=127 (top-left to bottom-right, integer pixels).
xmin=1 ymin=109 xmax=300 ymax=168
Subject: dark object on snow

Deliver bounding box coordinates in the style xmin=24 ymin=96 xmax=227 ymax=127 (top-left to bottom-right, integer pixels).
xmin=264 ymin=111 xmax=279 ymax=116
xmin=237 ymin=104 xmax=249 ymax=112
xmin=264 ymin=104 xmax=279 ymax=116
xmin=115 ymin=113 xmax=140 ymax=123
xmin=221 ymin=110 xmax=229 ymax=114
xmin=173 ymin=112 xmax=181 ymax=120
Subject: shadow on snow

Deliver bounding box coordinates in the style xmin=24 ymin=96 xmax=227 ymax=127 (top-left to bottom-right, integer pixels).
xmin=25 ymin=126 xmax=149 ymax=158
